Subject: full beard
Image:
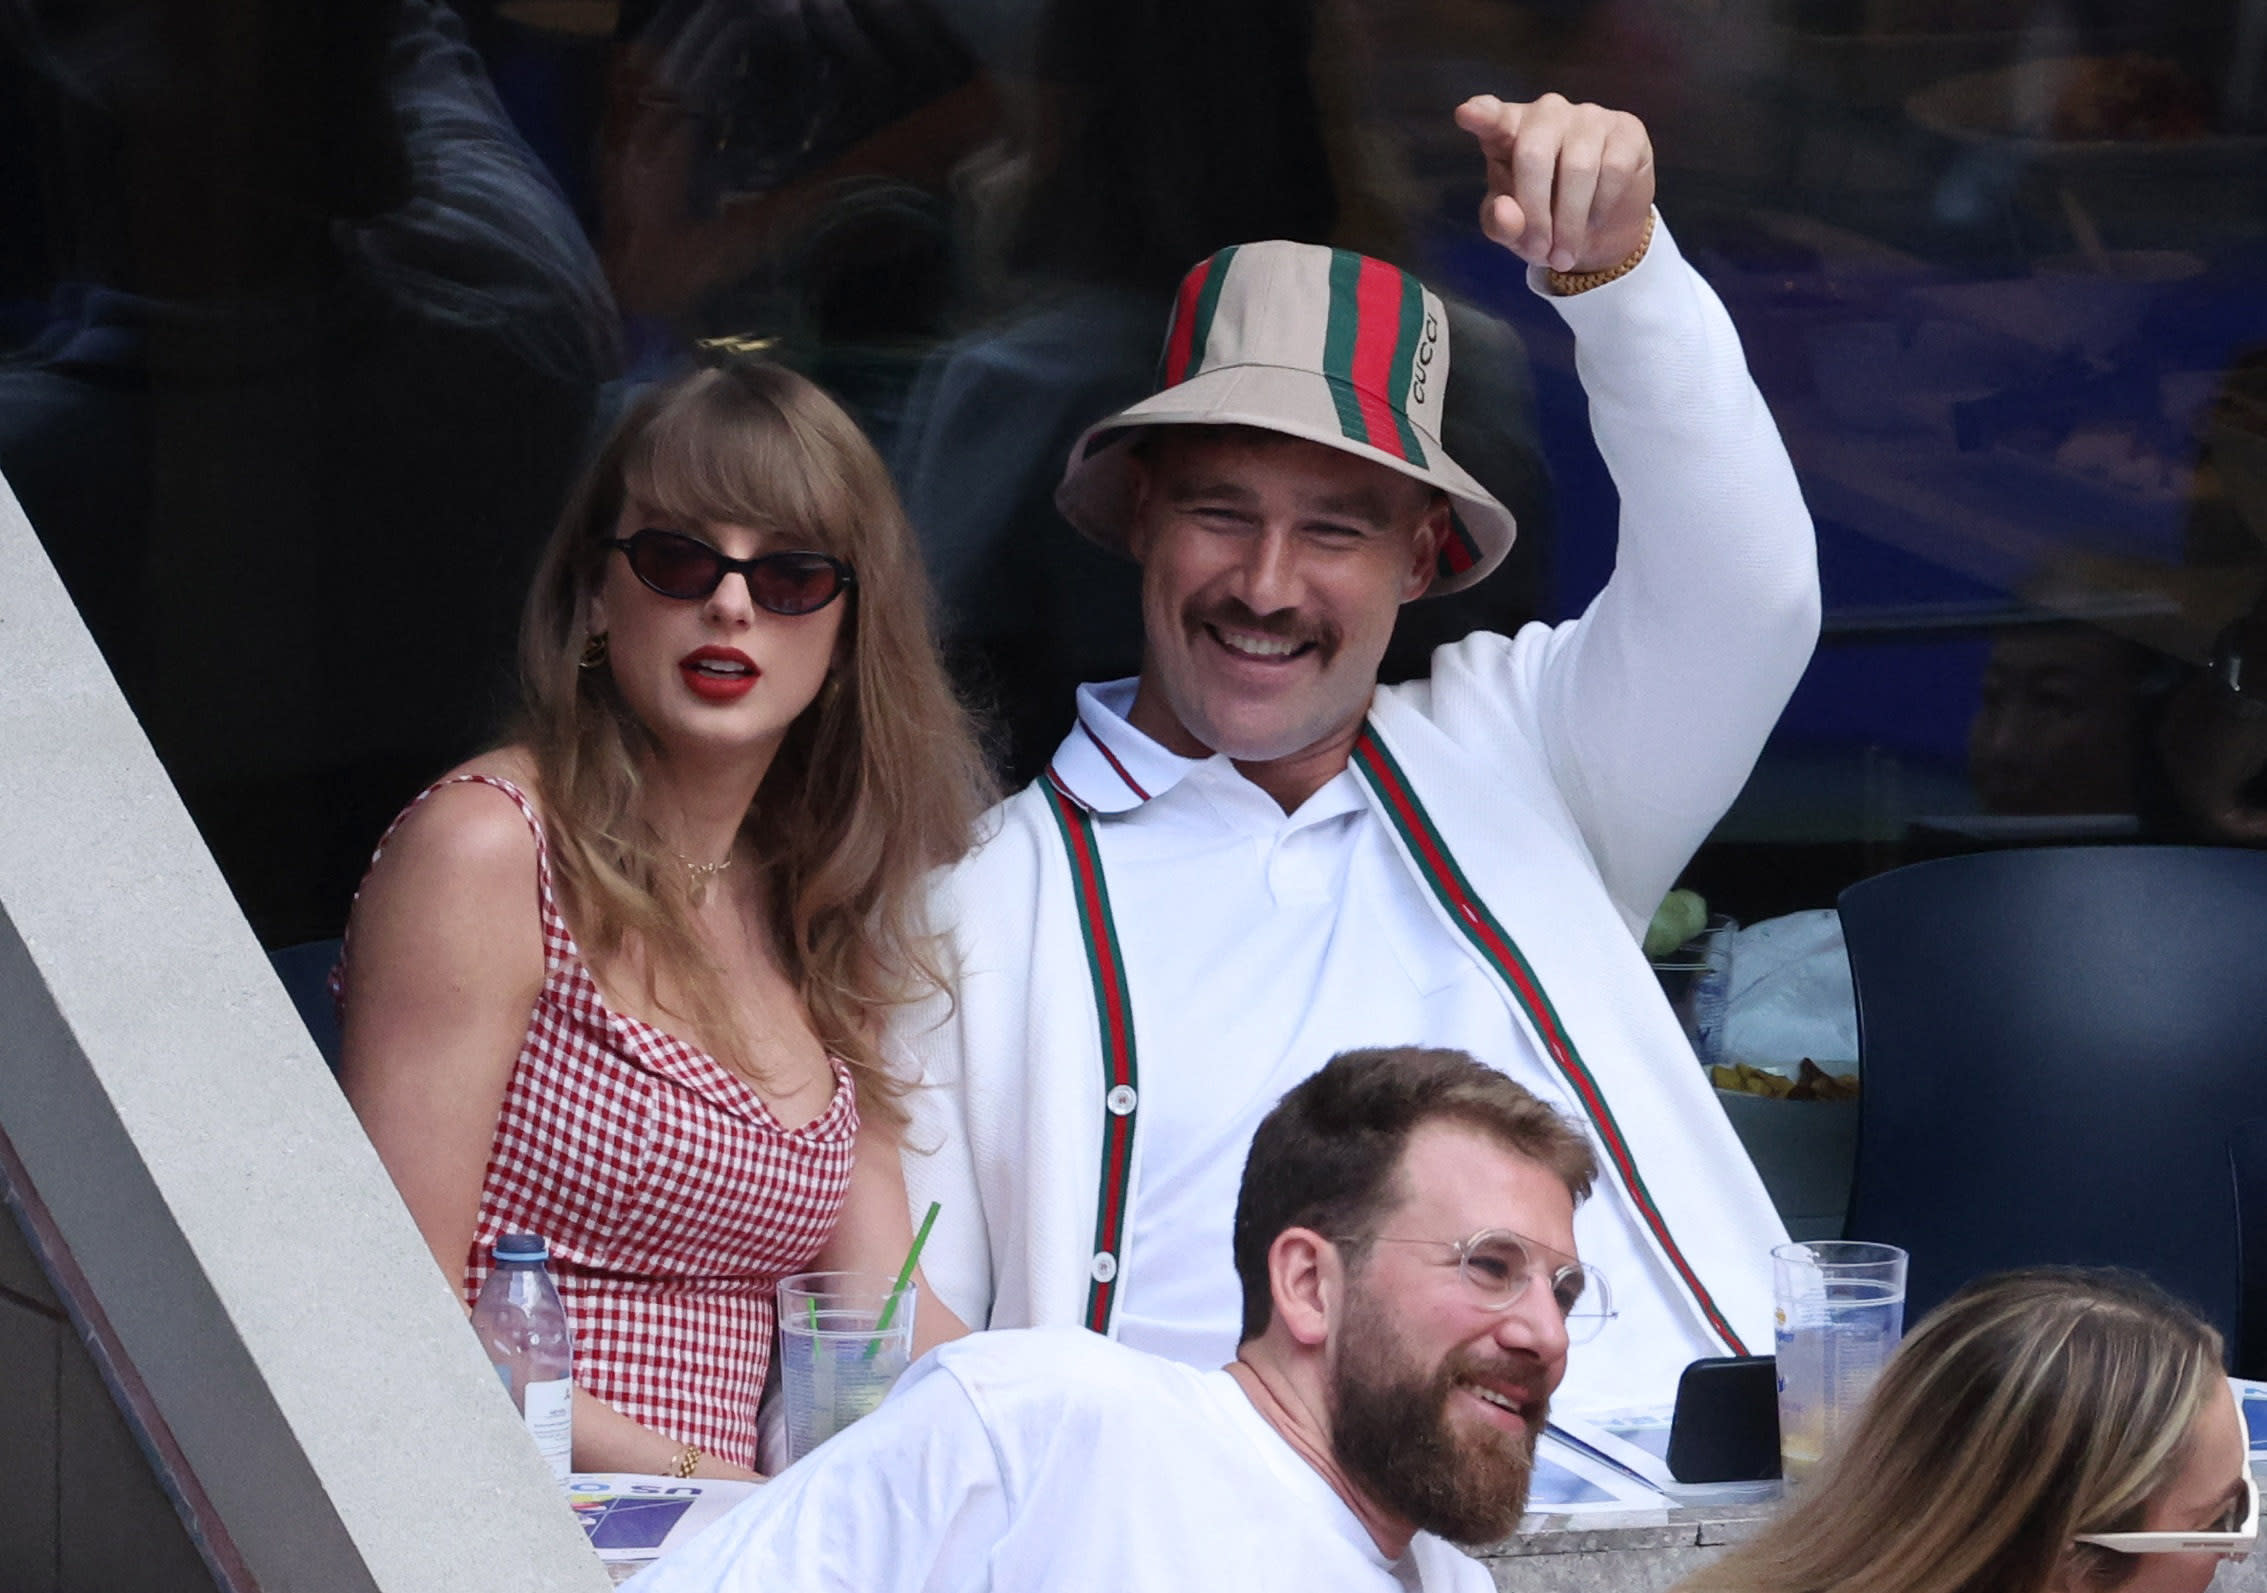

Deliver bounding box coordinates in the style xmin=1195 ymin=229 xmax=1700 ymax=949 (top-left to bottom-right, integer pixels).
xmin=1328 ymin=1286 xmax=1545 ymax=1547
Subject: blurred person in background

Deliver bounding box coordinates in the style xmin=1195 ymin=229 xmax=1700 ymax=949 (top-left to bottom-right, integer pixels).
xmin=0 ymin=0 xmax=620 ymax=941
xmin=1967 ymin=621 xmax=2170 ymax=821
xmin=2160 ymin=348 xmax=2267 ymax=845
xmin=1962 ymin=346 xmax=2267 ymax=843
xmin=1674 ymin=1267 xmax=2252 ymax=1593
xmin=594 ymin=0 xmax=999 ymax=431
xmin=334 ymin=363 xmax=994 ymax=1478
xmin=2159 ymin=592 xmax=2267 ymax=845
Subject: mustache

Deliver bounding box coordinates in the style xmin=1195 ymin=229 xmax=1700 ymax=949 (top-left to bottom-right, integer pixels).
xmin=1186 ymin=597 xmax=1338 ymax=652
xmin=1445 ymin=1350 xmax=1552 ymax=1416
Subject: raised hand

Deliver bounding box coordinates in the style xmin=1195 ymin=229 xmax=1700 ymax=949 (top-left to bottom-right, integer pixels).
xmin=1453 ymin=94 xmax=1656 ymax=277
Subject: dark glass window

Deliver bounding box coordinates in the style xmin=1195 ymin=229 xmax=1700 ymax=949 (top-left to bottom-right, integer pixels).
xmin=5 ymin=0 xmax=2262 ymax=942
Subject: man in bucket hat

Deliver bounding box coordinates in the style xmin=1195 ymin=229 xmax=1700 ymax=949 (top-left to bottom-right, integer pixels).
xmin=893 ymin=93 xmax=1819 ymax=1415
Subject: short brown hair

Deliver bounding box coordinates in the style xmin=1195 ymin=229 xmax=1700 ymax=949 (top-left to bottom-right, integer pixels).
xmin=1231 ymin=1047 xmax=1597 ymax=1342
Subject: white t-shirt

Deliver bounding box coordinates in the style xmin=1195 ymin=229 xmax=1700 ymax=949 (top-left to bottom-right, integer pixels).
xmin=1058 ymin=678 xmax=1720 ymax=1414
xmin=624 ymin=1329 xmax=1494 ymax=1593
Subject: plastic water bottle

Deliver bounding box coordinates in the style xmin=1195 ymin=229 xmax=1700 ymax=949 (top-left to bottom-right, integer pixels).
xmin=471 ymin=1233 xmax=574 ymax=1482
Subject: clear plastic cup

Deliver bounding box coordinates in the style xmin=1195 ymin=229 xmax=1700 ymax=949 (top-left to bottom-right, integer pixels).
xmin=1656 ymin=914 xmax=1739 ymax=1069
xmin=1772 ymin=1240 xmax=1907 ymax=1485
xmin=777 ymin=1271 xmax=917 ymax=1464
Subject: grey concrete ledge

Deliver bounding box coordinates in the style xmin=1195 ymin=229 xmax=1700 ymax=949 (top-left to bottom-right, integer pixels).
xmin=1486 ymin=1504 xmax=1777 ymax=1559
xmin=0 ymin=467 xmax=610 ymax=1592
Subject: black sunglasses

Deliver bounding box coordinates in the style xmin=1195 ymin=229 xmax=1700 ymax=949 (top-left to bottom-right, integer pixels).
xmin=607 ymin=529 xmax=856 ymax=615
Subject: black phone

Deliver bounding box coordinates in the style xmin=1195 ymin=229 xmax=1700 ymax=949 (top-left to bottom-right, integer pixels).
xmin=1666 ymin=1355 xmax=1782 ymax=1483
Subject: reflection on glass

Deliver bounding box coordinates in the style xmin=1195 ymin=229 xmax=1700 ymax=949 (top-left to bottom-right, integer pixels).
xmin=1 ymin=0 xmax=2264 ymax=942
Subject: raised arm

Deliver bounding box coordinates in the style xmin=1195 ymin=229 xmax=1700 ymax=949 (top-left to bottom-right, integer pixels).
xmin=1446 ymin=95 xmax=1820 ymax=927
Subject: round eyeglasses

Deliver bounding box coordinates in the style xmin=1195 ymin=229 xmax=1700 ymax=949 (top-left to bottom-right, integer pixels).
xmin=607 ymin=529 xmax=855 ymax=615
xmin=1359 ymin=1228 xmax=1616 ymax=1344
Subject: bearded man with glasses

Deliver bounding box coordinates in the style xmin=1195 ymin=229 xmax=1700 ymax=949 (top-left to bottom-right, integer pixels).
xmin=627 ymin=1047 xmax=1601 ymax=1593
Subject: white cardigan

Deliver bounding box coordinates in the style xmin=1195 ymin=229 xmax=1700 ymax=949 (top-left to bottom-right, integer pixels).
xmin=895 ymin=219 xmax=1821 ymax=1364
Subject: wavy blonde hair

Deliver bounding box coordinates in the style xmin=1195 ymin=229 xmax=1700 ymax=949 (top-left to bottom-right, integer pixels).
xmin=1676 ymin=1268 xmax=2227 ymax=1593
xmin=518 ymin=362 xmax=995 ymax=1128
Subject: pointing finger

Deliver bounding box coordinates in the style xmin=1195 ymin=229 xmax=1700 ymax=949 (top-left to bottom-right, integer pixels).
xmin=1454 ymin=94 xmax=1527 ymax=155
xmin=1510 ymin=114 xmax=1564 ymax=265
xmin=1550 ymin=126 xmax=1605 ymax=272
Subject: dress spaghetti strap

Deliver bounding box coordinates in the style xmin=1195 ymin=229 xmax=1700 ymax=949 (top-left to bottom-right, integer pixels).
xmin=333 ymin=771 xmax=571 ymax=1005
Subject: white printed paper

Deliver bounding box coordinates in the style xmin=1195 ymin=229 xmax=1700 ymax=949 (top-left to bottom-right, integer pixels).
xmin=1547 ymin=1412 xmax=1680 ymax=1490
xmin=1524 ymin=1429 xmax=1673 ymax=1522
xmin=567 ymin=1474 xmax=761 ymax=1564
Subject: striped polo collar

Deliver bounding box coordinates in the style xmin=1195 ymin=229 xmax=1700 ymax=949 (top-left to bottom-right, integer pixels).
xmin=1045 ymin=679 xmax=1205 ymax=814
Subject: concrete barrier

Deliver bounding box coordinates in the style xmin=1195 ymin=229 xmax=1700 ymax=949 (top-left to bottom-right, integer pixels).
xmin=0 ymin=468 xmax=608 ymax=1593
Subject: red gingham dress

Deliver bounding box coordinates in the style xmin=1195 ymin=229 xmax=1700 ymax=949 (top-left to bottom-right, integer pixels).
xmin=338 ymin=773 xmax=858 ymax=1469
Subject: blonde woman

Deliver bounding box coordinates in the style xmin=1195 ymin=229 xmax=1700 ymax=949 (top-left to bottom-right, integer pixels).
xmin=1676 ymin=1269 xmax=2253 ymax=1593
xmin=336 ymin=363 xmax=995 ymax=1480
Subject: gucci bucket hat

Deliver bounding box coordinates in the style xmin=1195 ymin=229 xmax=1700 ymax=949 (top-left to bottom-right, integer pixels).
xmin=1055 ymin=240 xmax=1516 ymax=595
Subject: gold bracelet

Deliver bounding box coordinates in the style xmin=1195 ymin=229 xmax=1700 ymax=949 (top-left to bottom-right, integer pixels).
xmin=1547 ymin=209 xmax=1656 ymax=296
xmin=667 ymin=1443 xmax=702 ymax=1479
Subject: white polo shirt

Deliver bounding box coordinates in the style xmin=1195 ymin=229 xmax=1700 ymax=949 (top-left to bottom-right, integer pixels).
xmin=1052 ymin=678 xmax=1720 ymax=1416
xmin=627 ymin=1328 xmax=1492 ymax=1593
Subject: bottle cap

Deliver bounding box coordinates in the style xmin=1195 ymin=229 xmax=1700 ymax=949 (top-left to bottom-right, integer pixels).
xmin=494 ymin=1233 xmax=550 ymax=1263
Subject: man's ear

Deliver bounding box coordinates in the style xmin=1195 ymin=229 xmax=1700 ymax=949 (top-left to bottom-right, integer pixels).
xmin=1402 ymin=494 xmax=1451 ymax=604
xmin=1123 ymin=449 xmax=1160 ymax=564
xmin=1268 ymin=1227 xmax=1342 ymax=1349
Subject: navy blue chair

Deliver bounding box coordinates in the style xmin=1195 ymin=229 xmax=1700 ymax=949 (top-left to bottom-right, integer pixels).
xmin=268 ymin=937 xmax=345 ymax=1072
xmin=1838 ymin=847 xmax=2267 ymax=1369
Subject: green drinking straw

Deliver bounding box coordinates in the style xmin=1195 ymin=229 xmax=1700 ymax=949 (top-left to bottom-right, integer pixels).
xmin=863 ymin=1200 xmax=941 ymax=1362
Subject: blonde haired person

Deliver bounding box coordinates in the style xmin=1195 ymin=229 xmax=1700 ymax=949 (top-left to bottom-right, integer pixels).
xmin=336 ymin=362 xmax=995 ymax=1480
xmin=1675 ymin=1268 xmax=2254 ymax=1593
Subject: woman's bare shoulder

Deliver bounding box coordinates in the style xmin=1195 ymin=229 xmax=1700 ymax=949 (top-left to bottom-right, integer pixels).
xmin=371 ymin=747 xmax=548 ymax=894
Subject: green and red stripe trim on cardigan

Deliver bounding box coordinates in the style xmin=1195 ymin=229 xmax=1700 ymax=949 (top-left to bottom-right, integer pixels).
xmin=1043 ymin=772 xmax=1141 ymax=1334
xmin=1349 ymin=728 xmax=1751 ymax=1356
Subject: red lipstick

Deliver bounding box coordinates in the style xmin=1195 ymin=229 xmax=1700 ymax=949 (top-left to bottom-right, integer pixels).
xmin=678 ymin=645 xmax=759 ymax=702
